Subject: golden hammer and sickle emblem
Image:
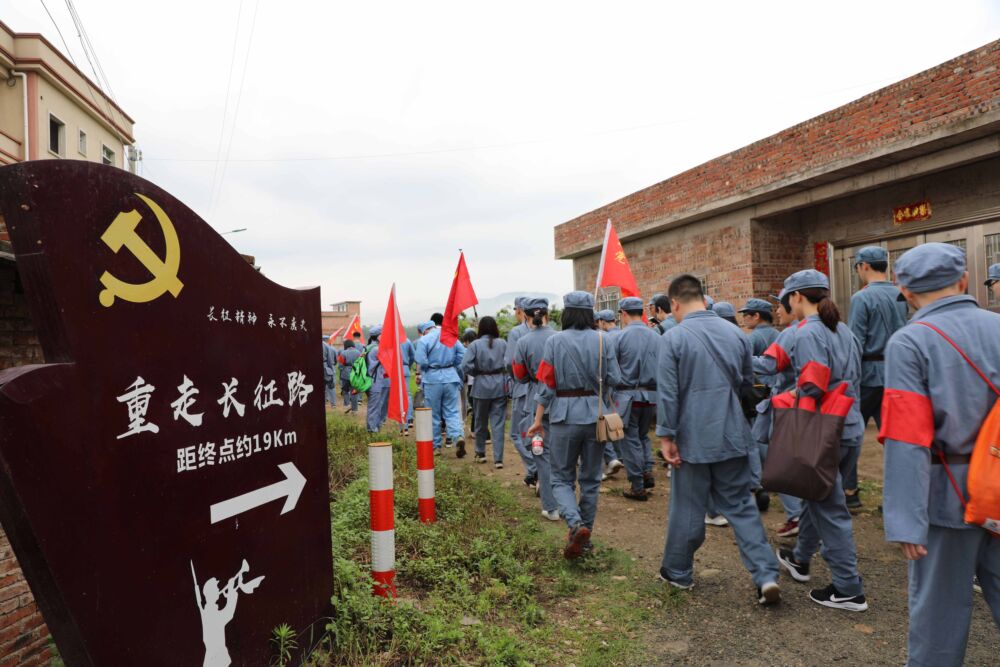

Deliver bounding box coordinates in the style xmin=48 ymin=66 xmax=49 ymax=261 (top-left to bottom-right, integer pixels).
xmin=615 ymin=250 xmax=626 ymax=264
xmin=98 ymin=193 xmax=183 ymax=308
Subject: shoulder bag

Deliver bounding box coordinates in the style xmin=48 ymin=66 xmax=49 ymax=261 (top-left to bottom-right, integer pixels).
xmin=597 ymin=332 xmax=625 ymax=442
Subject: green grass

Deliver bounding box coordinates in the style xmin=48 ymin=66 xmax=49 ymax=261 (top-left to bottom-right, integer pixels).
xmin=300 ymin=414 xmax=664 ymax=666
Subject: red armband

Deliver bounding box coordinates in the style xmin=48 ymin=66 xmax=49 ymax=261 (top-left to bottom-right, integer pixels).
xmin=763 ymin=343 xmax=791 ymax=372
xmin=536 ymin=360 xmax=556 ymax=388
xmin=798 ymin=361 xmax=831 ymax=394
xmin=878 ymin=389 xmax=934 ymax=447
xmin=512 ymin=361 xmax=528 ymax=380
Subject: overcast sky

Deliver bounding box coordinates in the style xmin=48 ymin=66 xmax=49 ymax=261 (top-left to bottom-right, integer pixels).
xmin=6 ymin=1 xmax=1000 ymax=322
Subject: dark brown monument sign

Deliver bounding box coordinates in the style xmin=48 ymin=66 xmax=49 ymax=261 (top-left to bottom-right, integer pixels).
xmin=0 ymin=161 xmax=332 ymax=666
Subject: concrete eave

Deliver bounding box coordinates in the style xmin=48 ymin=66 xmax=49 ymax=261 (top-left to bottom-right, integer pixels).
xmin=555 ymin=108 xmax=1000 ymax=259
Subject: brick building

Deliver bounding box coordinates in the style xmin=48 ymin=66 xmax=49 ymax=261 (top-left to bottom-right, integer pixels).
xmin=0 ymin=19 xmax=137 ymax=666
xmin=555 ymin=40 xmax=1000 ymax=316
xmin=321 ymin=300 xmax=361 ymax=337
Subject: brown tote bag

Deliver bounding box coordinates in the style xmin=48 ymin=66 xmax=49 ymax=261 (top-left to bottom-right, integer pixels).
xmin=596 ymin=332 xmax=625 ymax=443
xmin=763 ymin=394 xmax=846 ymax=502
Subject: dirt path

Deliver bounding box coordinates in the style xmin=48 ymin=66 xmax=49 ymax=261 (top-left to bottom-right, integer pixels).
xmin=445 ymin=424 xmax=1000 ymax=666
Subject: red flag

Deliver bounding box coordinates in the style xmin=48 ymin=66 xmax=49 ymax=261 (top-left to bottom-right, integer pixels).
xmin=327 ymin=326 xmax=345 ymax=346
xmin=596 ymin=220 xmax=646 ymax=322
xmin=377 ymin=284 xmax=409 ymax=425
xmin=342 ymin=314 xmax=362 ymax=342
xmin=441 ymin=252 xmax=478 ymax=347
xmin=595 ymin=219 xmax=641 ymax=299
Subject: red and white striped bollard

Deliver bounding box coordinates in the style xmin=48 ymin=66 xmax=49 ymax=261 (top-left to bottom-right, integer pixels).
xmin=368 ymin=441 xmax=396 ymax=597
xmin=414 ymin=407 xmax=436 ymax=523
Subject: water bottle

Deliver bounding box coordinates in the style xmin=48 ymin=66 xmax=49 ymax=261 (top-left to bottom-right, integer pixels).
xmin=531 ymin=434 xmax=544 ymax=455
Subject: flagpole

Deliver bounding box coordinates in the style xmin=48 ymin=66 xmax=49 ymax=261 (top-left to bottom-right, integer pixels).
xmin=594 ymin=219 xmax=612 ymax=303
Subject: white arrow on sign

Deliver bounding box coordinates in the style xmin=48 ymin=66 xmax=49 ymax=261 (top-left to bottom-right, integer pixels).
xmin=210 ymin=462 xmax=306 ymax=524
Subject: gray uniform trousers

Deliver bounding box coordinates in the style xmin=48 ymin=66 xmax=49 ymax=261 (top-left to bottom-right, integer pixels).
xmin=474 ymin=396 xmax=507 ymax=462
xmin=792 ymin=441 xmax=864 ymax=596
xmin=905 ymin=525 xmax=1000 ymax=667
xmin=549 ymin=422 xmax=603 ymax=530
xmin=661 ymin=455 xmax=780 ymax=588
xmin=511 ymin=394 xmax=538 ymax=476
xmin=622 ymin=403 xmax=655 ymax=491
xmin=515 ymin=392 xmax=558 ymax=514
xmin=366 ymin=383 xmax=389 ymax=432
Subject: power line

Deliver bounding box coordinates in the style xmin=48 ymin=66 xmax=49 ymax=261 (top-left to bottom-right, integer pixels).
xmin=207 ymin=0 xmax=245 ymax=220
xmin=210 ymin=0 xmax=260 ymax=219
xmin=38 ymin=0 xmax=75 ymax=65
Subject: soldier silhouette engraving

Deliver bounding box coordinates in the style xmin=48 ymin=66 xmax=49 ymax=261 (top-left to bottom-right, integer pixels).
xmin=191 ymin=559 xmax=265 ymax=667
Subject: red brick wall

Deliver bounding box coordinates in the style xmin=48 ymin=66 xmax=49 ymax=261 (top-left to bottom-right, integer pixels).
xmin=750 ymin=216 xmax=811 ymax=299
xmin=575 ymin=219 xmax=757 ymax=305
xmin=556 ymin=39 xmax=1000 ymax=258
xmin=0 ymin=262 xmax=50 ymax=667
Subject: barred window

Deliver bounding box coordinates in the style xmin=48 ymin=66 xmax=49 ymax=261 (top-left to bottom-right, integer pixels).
xmin=596 ymin=287 xmax=620 ymax=320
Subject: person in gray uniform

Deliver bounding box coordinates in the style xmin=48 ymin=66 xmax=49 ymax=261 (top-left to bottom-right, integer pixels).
xmin=751 ymin=294 xmax=804 ymax=538
xmin=526 ymin=291 xmax=622 ymax=559
xmin=462 ymin=316 xmax=508 ymax=467
xmin=512 ymin=297 xmax=560 ymax=521
xmin=365 ymin=325 xmax=389 ymax=433
xmin=882 ymin=243 xmax=1000 ymax=666
xmin=656 ymin=274 xmax=781 ymax=605
xmin=506 ymin=296 xmax=538 ymax=487
xmin=986 ymin=262 xmax=1000 ymax=303
xmin=651 ymin=294 xmax=676 ymax=334
xmin=323 ymin=340 xmax=338 ymax=407
xmin=596 ymin=309 xmax=625 ymax=476
xmin=337 ymin=340 xmax=362 ymax=414
xmin=740 ymin=298 xmax=779 ymax=356
xmin=771 ymin=270 xmax=867 ymax=612
xmin=612 ymin=296 xmax=660 ymax=500
xmin=713 ymin=301 xmax=738 ymax=325
xmin=846 ymin=245 xmax=908 ymax=510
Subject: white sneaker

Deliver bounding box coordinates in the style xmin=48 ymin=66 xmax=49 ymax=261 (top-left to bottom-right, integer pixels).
xmin=541 ymin=509 xmax=561 ymax=521
xmin=704 ymin=514 xmax=729 ymax=527
xmin=601 ymin=472 xmax=608 ymax=481
xmin=607 ymin=459 xmax=624 ymax=476
xmin=758 ymin=581 xmax=781 ymax=605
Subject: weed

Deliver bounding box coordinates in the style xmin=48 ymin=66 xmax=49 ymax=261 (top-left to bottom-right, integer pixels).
xmin=270 ymin=623 xmax=298 ymax=667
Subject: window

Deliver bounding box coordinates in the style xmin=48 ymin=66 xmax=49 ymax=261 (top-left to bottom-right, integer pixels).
xmin=48 ymin=114 xmax=65 ymax=156
xmin=596 ymin=287 xmax=621 ymax=320
xmin=78 ymin=130 xmax=87 ymax=156
xmin=101 ymin=144 xmax=115 ymax=166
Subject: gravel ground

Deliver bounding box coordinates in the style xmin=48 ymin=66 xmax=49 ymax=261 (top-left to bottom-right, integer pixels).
xmin=449 ymin=422 xmax=1000 ymax=666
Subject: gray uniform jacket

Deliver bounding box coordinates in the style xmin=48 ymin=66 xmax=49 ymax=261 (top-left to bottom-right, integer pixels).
xmin=790 ymin=315 xmax=864 ymax=444
xmin=882 ymin=295 xmax=1000 ymax=544
xmin=323 ymin=342 xmax=336 ymax=384
xmin=655 ymin=310 xmax=753 ymax=463
xmin=849 ymin=281 xmax=908 ymax=387
xmin=658 ymin=315 xmax=678 ymax=334
xmin=505 ymin=322 xmax=530 ymax=399
xmin=747 ymin=324 xmax=779 ymax=357
xmin=367 ymin=343 xmax=389 ymax=391
xmin=751 ymin=322 xmax=799 ymax=443
xmin=337 ymin=347 xmax=361 ymax=382
xmin=535 ymin=329 xmax=622 ymax=425
xmin=415 ymin=328 xmax=466 ymax=385
xmin=613 ymin=320 xmax=660 ymax=415
xmin=462 ymin=336 xmax=508 ymax=399
xmin=512 ymin=325 xmax=557 ymax=412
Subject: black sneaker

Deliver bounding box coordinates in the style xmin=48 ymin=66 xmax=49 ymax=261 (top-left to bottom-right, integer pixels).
xmin=776 ymin=548 xmax=810 ymax=583
xmin=757 ymin=581 xmax=781 ymax=605
xmin=523 ymin=474 xmax=538 ymax=489
xmin=755 ymin=489 xmax=771 ymax=512
xmin=808 ymin=583 xmax=868 ymax=612
xmin=455 ymin=439 xmax=466 ymax=459
xmin=845 ymin=491 xmax=862 ymax=511
xmin=643 ymin=473 xmax=656 ymax=489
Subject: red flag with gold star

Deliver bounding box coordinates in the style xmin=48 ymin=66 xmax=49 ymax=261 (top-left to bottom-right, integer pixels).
xmin=595 ymin=219 xmax=641 ymax=299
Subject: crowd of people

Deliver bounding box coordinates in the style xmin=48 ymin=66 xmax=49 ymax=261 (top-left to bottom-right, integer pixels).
xmin=323 ymin=246 xmax=1000 ymax=667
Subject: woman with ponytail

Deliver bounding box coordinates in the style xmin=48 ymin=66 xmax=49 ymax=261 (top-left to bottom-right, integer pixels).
xmin=767 ymin=269 xmax=869 ymax=612
xmin=462 ymin=316 xmax=508 ymax=467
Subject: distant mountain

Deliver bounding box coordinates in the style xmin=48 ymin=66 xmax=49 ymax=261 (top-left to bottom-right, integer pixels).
xmin=390 ymin=291 xmax=562 ymax=326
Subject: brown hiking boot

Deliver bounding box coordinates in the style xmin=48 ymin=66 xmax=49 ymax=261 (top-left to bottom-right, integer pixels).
xmin=623 ymin=488 xmax=649 ymax=502
xmin=643 ymin=473 xmax=656 ymax=489
xmin=455 ymin=438 xmax=466 ymax=458
xmin=563 ymin=526 xmax=591 ymax=560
